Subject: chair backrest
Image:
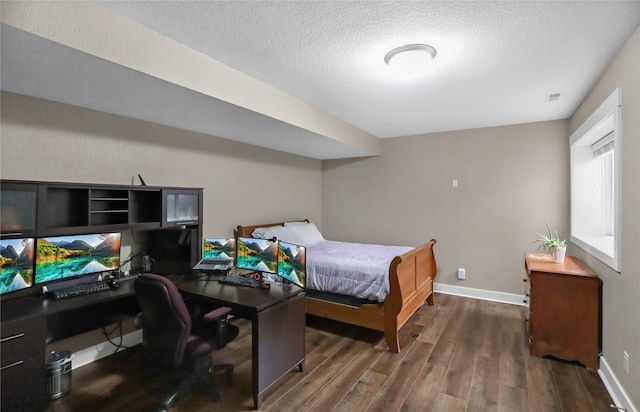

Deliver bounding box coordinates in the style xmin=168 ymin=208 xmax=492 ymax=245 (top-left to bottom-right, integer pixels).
xmin=135 ymin=273 xmax=191 ymax=368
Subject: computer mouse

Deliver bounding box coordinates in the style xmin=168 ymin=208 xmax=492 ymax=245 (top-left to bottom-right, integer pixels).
xmin=107 ymin=278 xmax=120 ymax=289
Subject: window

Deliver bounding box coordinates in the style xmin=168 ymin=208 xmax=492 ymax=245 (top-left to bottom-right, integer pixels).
xmin=570 ymin=88 xmax=621 ymax=271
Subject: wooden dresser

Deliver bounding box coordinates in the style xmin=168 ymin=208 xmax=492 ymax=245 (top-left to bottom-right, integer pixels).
xmin=524 ymin=253 xmax=602 ymax=369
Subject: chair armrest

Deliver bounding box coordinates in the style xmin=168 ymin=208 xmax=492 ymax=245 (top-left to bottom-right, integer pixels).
xmin=203 ymin=306 xmax=232 ymax=321
xmin=134 ymin=312 xmax=145 ymax=329
xmin=198 ymin=306 xmax=238 ymax=349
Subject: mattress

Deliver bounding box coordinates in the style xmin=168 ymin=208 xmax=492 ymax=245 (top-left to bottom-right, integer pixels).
xmin=306 ymin=240 xmax=413 ymax=302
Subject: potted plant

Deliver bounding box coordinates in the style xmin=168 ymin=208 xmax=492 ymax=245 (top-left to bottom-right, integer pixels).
xmin=534 ymin=226 xmax=567 ymax=263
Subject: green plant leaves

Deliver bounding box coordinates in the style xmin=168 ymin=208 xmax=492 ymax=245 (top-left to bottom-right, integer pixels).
xmin=533 ymin=225 xmax=567 ymax=252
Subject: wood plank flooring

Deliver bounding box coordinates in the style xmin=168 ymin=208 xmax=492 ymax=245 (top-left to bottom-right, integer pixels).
xmin=45 ymin=294 xmax=613 ymax=411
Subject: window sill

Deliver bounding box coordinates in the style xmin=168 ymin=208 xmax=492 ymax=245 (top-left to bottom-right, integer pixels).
xmin=571 ymin=235 xmax=620 ymax=272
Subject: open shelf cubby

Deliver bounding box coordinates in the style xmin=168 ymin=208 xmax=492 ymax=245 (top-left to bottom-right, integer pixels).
xmin=89 ymin=188 xmax=129 ymax=226
xmin=45 ymin=187 xmax=90 ymax=228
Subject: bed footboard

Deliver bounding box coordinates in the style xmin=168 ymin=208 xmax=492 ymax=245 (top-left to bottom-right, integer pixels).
xmin=384 ymin=239 xmax=437 ymax=352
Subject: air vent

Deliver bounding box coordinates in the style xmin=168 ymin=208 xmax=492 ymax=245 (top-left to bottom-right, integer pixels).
xmin=547 ymin=93 xmax=561 ymax=102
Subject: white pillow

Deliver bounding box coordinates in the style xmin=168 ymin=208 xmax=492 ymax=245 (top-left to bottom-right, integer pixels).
xmin=252 ymin=222 xmax=324 ymax=246
xmin=287 ymin=222 xmax=325 ymax=247
xmin=284 ymin=220 xmax=309 ymax=227
xmin=251 ymin=225 xmax=299 ymax=244
xmin=251 ymin=227 xmax=269 ymax=238
xmin=251 ymin=225 xmax=286 ymax=239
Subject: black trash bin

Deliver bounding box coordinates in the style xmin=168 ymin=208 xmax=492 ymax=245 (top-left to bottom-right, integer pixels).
xmin=46 ymin=351 xmax=73 ymax=400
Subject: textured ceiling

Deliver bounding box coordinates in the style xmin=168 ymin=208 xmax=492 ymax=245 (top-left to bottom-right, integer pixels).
xmin=2 ymin=1 xmax=640 ymax=159
xmin=97 ymin=1 xmax=640 ymax=137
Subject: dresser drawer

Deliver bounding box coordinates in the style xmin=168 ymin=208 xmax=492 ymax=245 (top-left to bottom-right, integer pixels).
xmin=1 ymin=316 xmax=47 ymax=411
xmin=524 ymin=253 xmax=601 ymax=369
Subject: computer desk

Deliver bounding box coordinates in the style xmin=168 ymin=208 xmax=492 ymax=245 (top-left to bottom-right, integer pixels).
xmin=0 ymin=277 xmax=139 ymax=411
xmin=172 ymin=273 xmax=306 ymax=410
xmin=1 ymin=274 xmax=305 ymax=410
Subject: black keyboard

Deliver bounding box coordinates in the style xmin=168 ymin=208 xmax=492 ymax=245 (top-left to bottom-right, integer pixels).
xmin=218 ymin=276 xmax=260 ymax=288
xmin=48 ymin=281 xmax=111 ymax=300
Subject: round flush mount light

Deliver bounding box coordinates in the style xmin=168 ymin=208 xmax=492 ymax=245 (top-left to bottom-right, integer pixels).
xmin=384 ymin=44 xmax=437 ymax=73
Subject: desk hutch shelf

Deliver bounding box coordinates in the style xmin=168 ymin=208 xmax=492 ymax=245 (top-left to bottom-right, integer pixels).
xmin=1 ymin=180 xmax=202 ymax=237
xmin=0 ymin=179 xmax=203 ymax=410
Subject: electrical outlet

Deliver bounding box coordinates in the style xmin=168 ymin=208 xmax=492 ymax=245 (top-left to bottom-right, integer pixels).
xmin=457 ymin=268 xmax=466 ymax=280
xmin=624 ymin=351 xmax=630 ymax=373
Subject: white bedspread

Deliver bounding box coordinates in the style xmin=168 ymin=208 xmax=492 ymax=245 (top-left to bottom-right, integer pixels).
xmin=306 ymin=240 xmax=413 ymax=302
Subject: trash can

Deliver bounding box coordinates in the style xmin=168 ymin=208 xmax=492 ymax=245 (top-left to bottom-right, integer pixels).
xmin=46 ymin=351 xmax=73 ymax=400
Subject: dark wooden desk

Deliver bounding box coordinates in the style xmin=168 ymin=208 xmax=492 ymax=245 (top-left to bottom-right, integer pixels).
xmin=173 ymin=274 xmax=305 ymax=409
xmin=1 ymin=274 xmax=305 ymax=410
xmin=0 ymin=277 xmax=138 ymax=411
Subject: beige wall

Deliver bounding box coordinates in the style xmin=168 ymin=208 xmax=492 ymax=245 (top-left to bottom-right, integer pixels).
xmin=569 ymin=26 xmax=640 ymax=409
xmin=0 ymin=91 xmax=322 ymax=236
xmin=322 ymin=120 xmax=569 ymax=295
xmin=0 ymin=90 xmax=322 ymax=358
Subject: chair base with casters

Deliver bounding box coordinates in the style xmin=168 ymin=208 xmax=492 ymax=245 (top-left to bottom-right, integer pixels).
xmin=158 ymin=357 xmax=233 ymax=411
xmin=134 ymin=273 xmax=239 ymax=411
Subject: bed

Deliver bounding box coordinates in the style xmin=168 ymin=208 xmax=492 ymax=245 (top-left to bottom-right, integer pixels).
xmin=235 ymin=220 xmax=437 ymax=353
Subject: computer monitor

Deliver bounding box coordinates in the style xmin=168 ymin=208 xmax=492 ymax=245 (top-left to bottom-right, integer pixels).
xmin=235 ymin=237 xmax=278 ymax=274
xmin=0 ymin=237 xmax=35 ymax=295
xmin=204 ymin=238 xmax=235 ymax=260
xmin=277 ymin=241 xmax=306 ymax=288
xmin=35 ymin=232 xmax=121 ymax=285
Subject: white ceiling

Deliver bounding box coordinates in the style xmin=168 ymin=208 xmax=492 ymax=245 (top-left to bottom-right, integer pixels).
xmin=2 ymin=1 xmax=639 ymax=159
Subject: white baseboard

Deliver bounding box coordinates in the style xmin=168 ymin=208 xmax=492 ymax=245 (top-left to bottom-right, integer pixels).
xmin=434 ymin=282 xmax=525 ymax=306
xmin=598 ymin=356 xmax=638 ymax=412
xmin=71 ymin=329 xmax=142 ymax=370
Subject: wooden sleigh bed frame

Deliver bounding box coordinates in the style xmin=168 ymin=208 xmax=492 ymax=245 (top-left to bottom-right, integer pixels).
xmin=235 ymin=220 xmax=437 ymax=353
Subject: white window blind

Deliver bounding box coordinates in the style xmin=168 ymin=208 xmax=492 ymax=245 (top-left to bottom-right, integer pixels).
xmin=570 ymin=88 xmax=621 ymax=272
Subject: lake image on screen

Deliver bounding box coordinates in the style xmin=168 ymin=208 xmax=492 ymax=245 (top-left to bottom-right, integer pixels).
xmin=278 ymin=242 xmax=306 ymax=288
xmin=204 ymin=238 xmax=235 ymax=260
xmin=35 ymin=233 xmax=121 ymax=284
xmin=236 ymin=238 xmax=277 ymax=273
xmin=0 ymin=238 xmax=35 ymax=295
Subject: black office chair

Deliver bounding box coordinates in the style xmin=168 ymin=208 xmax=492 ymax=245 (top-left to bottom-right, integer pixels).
xmin=134 ymin=273 xmax=239 ymax=411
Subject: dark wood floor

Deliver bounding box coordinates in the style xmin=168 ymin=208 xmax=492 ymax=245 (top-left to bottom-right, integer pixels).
xmin=46 ymin=293 xmax=613 ymax=411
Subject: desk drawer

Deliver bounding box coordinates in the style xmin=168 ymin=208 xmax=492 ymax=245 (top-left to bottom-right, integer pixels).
xmin=1 ymin=317 xmax=47 ymax=411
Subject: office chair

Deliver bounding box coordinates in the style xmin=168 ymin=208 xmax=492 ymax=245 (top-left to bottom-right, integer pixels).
xmin=134 ymin=273 xmax=239 ymax=411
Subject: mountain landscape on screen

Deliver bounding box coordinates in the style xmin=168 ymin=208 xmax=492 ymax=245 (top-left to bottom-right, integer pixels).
xmin=204 ymin=238 xmax=235 ymax=259
xmin=236 ymin=237 xmax=277 ymax=273
xmin=35 ymin=233 xmax=121 ymax=284
xmin=0 ymin=238 xmax=35 ymax=295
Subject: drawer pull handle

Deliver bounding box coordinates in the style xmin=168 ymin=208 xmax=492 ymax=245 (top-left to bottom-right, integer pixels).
xmin=0 ymin=333 xmax=25 ymax=343
xmin=0 ymin=232 xmax=23 ymax=237
xmin=0 ymin=360 xmax=24 ymax=371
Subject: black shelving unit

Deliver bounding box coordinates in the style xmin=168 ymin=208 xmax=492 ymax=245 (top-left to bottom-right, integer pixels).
xmin=1 ymin=180 xmax=201 ymax=237
xmin=0 ymin=179 xmax=205 ymax=409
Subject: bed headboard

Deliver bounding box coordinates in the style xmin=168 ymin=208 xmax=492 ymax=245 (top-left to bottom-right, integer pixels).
xmin=235 ymin=219 xmax=309 ymax=238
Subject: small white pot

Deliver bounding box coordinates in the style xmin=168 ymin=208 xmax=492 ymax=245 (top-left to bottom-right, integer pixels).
xmin=552 ymin=246 xmax=566 ymax=263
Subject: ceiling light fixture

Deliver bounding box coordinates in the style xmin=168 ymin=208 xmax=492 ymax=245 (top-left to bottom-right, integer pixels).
xmin=384 ymin=44 xmax=437 ymax=73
